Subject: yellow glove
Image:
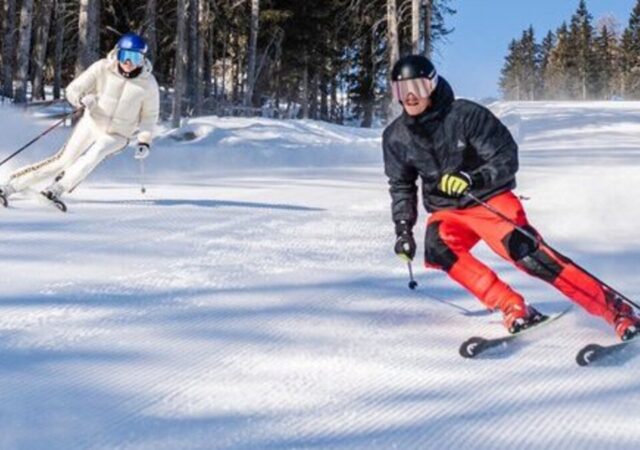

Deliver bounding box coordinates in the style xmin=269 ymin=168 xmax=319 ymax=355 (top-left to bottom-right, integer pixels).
xmin=438 ymin=172 xmax=472 ymax=197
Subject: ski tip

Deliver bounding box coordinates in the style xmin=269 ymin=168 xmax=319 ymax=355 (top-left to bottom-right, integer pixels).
xmin=576 ymin=344 xmax=603 ymax=367
xmin=459 ymin=337 xmax=487 ymax=359
xmin=53 ymin=199 xmax=68 ymax=213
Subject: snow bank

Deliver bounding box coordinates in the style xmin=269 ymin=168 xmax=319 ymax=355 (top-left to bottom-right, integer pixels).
xmin=0 ymin=105 xmax=383 ymax=181
xmin=148 ymin=116 xmax=382 ymax=175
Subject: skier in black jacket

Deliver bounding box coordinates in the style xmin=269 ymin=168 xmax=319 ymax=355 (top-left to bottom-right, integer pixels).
xmin=384 ymin=54 xmax=639 ymax=340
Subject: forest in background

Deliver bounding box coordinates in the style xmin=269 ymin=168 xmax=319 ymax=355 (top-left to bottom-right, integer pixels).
xmin=0 ymin=0 xmax=455 ymax=127
xmin=500 ymin=0 xmax=640 ymax=101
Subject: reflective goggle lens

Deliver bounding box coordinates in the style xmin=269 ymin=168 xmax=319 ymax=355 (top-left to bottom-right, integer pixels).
xmin=117 ymin=49 xmax=144 ymax=66
xmin=392 ymin=76 xmax=438 ymax=102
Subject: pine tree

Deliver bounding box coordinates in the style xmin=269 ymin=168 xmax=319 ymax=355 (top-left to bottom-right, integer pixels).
xmin=538 ymin=31 xmax=555 ymax=97
xmin=499 ymin=39 xmax=523 ymax=100
xmin=499 ymin=27 xmax=539 ymax=101
xmin=566 ymin=0 xmax=596 ymax=100
xmin=520 ymin=26 xmax=539 ymax=100
xmin=622 ymin=0 xmax=640 ymax=98
xmin=593 ymin=25 xmax=618 ymax=99
xmin=544 ymin=22 xmax=572 ymax=99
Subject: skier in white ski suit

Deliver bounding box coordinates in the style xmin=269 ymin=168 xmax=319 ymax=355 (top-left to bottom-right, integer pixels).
xmin=0 ymin=33 xmax=159 ymax=204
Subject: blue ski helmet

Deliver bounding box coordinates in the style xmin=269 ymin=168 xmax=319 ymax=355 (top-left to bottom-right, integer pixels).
xmin=116 ymin=33 xmax=148 ymax=54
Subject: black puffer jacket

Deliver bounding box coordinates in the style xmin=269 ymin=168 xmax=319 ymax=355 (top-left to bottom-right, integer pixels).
xmin=383 ymin=77 xmax=518 ymax=226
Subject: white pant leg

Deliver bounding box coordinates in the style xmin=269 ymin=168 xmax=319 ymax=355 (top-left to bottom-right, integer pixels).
xmin=57 ymin=133 xmax=129 ymax=192
xmin=8 ymin=115 xmax=95 ymax=192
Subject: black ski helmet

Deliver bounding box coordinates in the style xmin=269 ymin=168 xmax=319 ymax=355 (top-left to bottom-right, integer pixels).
xmin=391 ymin=55 xmax=437 ymax=82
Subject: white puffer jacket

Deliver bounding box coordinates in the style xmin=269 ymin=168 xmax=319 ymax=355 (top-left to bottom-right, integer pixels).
xmin=66 ymin=50 xmax=160 ymax=144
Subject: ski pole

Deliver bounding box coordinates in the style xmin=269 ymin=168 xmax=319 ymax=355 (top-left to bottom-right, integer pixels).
xmin=407 ymin=260 xmax=418 ymax=290
xmin=0 ymin=108 xmax=82 ymax=168
xmin=139 ymin=158 xmax=146 ymax=194
xmin=465 ymin=192 xmax=640 ymax=311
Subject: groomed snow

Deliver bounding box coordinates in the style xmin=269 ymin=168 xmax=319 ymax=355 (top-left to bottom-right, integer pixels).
xmin=1 ymin=101 xmax=639 ymax=449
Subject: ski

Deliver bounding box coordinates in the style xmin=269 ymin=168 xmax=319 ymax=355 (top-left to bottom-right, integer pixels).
xmin=459 ymin=305 xmax=573 ymax=359
xmin=576 ymin=337 xmax=639 ymax=367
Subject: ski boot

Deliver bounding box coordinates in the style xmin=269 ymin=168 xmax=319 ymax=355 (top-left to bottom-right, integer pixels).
xmin=606 ymin=290 xmax=640 ymax=341
xmin=502 ymin=302 xmax=547 ymax=334
xmin=41 ymin=183 xmax=67 ymax=212
xmin=615 ymin=316 xmax=640 ymax=341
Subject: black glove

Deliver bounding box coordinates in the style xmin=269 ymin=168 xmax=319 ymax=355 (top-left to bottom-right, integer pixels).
xmin=438 ymin=171 xmax=472 ymax=197
xmin=394 ymin=220 xmax=416 ymax=261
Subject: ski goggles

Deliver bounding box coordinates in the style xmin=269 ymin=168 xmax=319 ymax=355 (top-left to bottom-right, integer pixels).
xmin=117 ymin=49 xmax=145 ymax=66
xmin=391 ymin=76 xmax=438 ymax=102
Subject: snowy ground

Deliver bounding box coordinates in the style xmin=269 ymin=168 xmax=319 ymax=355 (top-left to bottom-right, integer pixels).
xmin=1 ymin=102 xmax=640 ymax=449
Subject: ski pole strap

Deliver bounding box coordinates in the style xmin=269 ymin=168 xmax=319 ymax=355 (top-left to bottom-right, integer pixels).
xmin=0 ymin=108 xmax=82 ymax=167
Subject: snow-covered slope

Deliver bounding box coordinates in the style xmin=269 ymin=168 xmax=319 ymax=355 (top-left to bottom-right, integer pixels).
xmin=1 ymin=102 xmax=640 ymax=449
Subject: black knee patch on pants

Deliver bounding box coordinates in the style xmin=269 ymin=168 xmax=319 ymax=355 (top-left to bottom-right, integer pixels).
xmin=425 ymin=221 xmax=458 ymax=272
xmin=519 ymin=249 xmax=563 ymax=283
xmin=503 ymin=227 xmax=563 ymax=283
xmin=502 ymin=225 xmax=539 ymax=261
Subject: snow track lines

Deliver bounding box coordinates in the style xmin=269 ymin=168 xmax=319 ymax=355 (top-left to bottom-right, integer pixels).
xmin=2 ymin=102 xmax=640 ymax=448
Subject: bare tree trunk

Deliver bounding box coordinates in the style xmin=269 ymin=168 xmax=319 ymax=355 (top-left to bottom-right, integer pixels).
xmin=76 ymin=0 xmax=100 ymax=74
xmin=244 ymin=0 xmax=259 ymax=106
xmin=172 ymin=0 xmax=188 ymax=128
xmin=320 ymin=61 xmax=329 ymax=121
xmin=330 ymin=74 xmax=338 ymax=123
xmin=386 ymin=0 xmax=400 ymax=119
xmin=53 ymin=0 xmax=64 ymax=99
xmin=186 ymin=0 xmax=199 ymax=114
xmin=143 ymin=0 xmax=158 ymax=63
xmin=301 ymin=55 xmax=309 ymax=119
xmin=386 ymin=0 xmax=399 ymax=67
xmin=2 ymin=0 xmax=17 ymax=99
xmin=362 ymin=34 xmax=375 ymax=127
xmin=411 ymin=0 xmax=420 ymax=53
xmin=232 ymin=29 xmax=239 ymax=104
xmin=194 ymin=0 xmax=206 ymax=115
xmin=424 ymin=0 xmax=432 ymax=57
xmin=203 ymin=1 xmax=213 ymax=100
xmin=14 ymin=0 xmax=34 ymax=103
xmin=274 ymin=35 xmax=282 ymax=114
xmin=32 ymin=0 xmax=54 ymax=101
xmin=310 ymin=71 xmax=319 ymax=119
xmin=221 ymin=28 xmax=228 ymax=102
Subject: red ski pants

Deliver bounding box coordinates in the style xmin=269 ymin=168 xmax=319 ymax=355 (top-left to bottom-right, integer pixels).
xmin=424 ymin=191 xmax=618 ymax=323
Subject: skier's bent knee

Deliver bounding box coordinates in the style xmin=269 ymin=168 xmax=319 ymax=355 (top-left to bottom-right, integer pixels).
xmin=504 ymin=227 xmax=563 ymax=283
